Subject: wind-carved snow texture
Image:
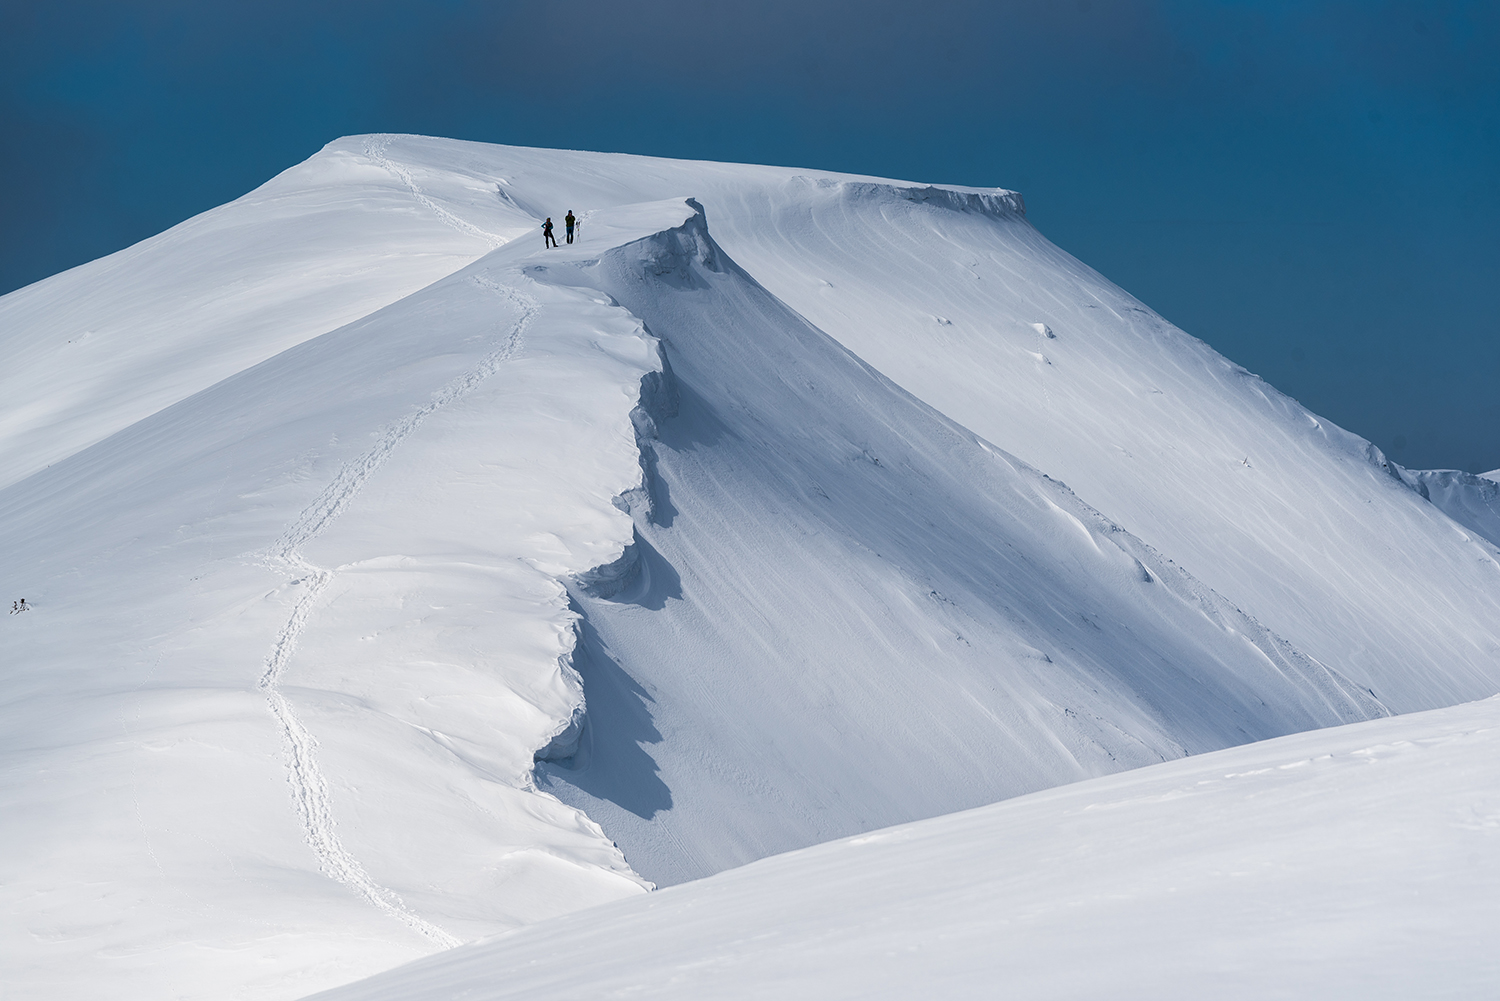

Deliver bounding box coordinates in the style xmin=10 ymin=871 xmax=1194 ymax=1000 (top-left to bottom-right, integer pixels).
xmin=364 ymin=134 xmax=507 ymax=248
xmin=257 ymin=277 xmax=537 ymax=947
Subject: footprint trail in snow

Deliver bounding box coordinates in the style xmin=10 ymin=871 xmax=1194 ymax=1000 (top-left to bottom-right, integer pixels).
xmin=364 ymin=134 xmax=507 ymax=248
xmin=257 ymin=276 xmax=537 ymax=947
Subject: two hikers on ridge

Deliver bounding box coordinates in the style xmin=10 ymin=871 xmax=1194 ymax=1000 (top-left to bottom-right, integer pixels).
xmin=542 ymin=211 xmax=578 ymax=248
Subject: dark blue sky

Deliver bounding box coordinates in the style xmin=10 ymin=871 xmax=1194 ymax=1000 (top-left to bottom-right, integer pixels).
xmin=3 ymin=1 xmax=1496 ymax=471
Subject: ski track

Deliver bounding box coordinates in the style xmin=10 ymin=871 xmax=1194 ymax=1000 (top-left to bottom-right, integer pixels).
xmin=364 ymin=134 xmax=507 ymax=248
xmin=257 ymin=276 xmax=537 ymax=949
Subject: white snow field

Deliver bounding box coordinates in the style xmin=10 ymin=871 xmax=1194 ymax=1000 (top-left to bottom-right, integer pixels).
xmin=1 ymin=135 xmax=1497 ymax=999
xmin=306 ymin=695 xmax=1500 ymax=1001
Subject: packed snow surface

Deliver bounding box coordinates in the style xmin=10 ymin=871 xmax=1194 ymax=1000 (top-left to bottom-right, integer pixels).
xmin=304 ymin=695 xmax=1500 ymax=1001
xmin=2 ymin=135 xmax=1497 ymax=999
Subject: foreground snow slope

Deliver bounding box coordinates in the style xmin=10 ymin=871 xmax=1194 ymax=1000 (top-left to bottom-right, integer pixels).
xmin=306 ymin=695 xmax=1500 ymax=1001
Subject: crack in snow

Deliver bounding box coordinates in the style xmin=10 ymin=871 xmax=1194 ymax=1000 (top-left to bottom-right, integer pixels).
xmin=257 ymin=278 xmax=537 ymax=948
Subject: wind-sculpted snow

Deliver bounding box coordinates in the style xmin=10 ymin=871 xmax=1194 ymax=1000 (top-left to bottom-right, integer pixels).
xmin=302 ymin=695 xmax=1500 ymax=1001
xmin=536 ymin=205 xmax=1387 ymax=885
xmin=817 ymin=178 xmax=1027 ymax=218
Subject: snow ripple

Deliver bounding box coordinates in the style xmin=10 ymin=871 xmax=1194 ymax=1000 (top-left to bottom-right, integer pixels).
xmin=257 ymin=277 xmax=537 ymax=947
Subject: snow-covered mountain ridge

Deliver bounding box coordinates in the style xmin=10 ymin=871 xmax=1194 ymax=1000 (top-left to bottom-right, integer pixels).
xmin=1 ymin=135 xmax=1496 ymax=1000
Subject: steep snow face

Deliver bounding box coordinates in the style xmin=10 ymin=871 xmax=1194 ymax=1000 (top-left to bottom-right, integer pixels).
xmin=537 ymin=206 xmax=1383 ymax=886
xmin=303 ymin=695 xmax=1500 ymax=1001
xmin=691 ymin=180 xmax=1500 ymax=712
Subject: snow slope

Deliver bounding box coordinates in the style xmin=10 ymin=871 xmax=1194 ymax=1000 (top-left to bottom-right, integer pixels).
xmin=305 ymin=695 xmax=1500 ymax=1001
xmin=2 ymin=135 xmax=1498 ymax=999
xmin=254 ymin=137 xmax=1500 ymax=884
xmin=648 ymin=173 xmax=1500 ymax=713
xmin=209 ymin=137 xmax=1500 ymax=716
xmin=0 ymin=135 xmax=531 ymax=492
xmin=0 ymin=199 xmax=699 ymax=999
xmin=536 ymin=203 xmax=1382 ymax=886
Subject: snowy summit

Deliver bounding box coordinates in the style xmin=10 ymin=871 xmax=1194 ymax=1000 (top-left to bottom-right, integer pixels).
xmin=1 ymin=135 xmax=1497 ymax=1000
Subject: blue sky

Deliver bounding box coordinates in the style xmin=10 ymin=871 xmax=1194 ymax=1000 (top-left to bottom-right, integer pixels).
xmin=2 ymin=0 xmax=1496 ymax=471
